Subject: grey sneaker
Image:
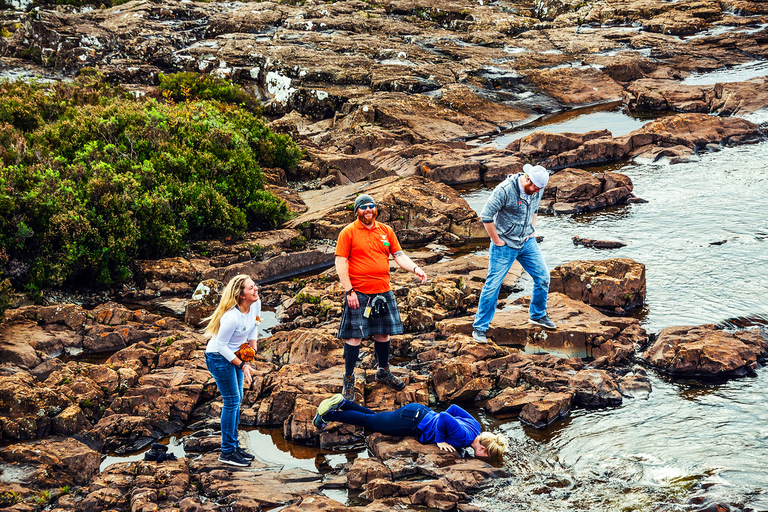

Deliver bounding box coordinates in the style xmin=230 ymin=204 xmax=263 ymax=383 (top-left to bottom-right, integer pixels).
xmin=237 ymin=447 xmax=255 ymax=461
xmin=529 ymin=314 xmax=557 ymax=330
xmin=375 ymin=367 xmax=406 ymax=391
xmin=342 ymin=374 xmax=356 ymax=402
xmin=218 ymin=450 xmax=251 ymax=467
xmin=472 ymin=330 xmax=488 ymax=343
xmin=313 ymin=393 xmax=346 ymax=431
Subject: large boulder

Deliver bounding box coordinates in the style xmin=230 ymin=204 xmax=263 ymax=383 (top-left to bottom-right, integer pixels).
xmin=0 ymin=437 xmax=99 ymax=502
xmin=184 ymin=279 xmax=224 ymax=327
xmin=569 ymin=369 xmax=623 ymax=408
xmin=284 ymin=175 xmax=484 ymax=244
xmin=642 ymin=325 xmax=768 ymax=378
xmin=539 ymin=168 xmax=636 ymax=214
xmin=549 ymin=258 xmax=646 ymax=311
xmin=0 ymin=372 xmax=71 ymax=441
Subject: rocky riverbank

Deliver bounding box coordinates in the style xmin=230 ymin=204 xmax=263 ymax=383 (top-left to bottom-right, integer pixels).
xmin=2 ymin=0 xmax=768 ymax=510
xmin=2 ymin=243 xmax=766 ymax=510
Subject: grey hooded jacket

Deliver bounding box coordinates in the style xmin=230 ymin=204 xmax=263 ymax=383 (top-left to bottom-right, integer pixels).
xmin=479 ymin=173 xmax=542 ymax=249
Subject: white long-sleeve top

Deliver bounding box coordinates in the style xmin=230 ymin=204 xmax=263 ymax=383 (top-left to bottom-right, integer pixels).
xmin=205 ymin=302 xmax=261 ymax=362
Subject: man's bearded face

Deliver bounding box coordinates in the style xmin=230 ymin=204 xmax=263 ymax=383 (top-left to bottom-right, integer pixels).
xmin=357 ymin=204 xmax=377 ymax=225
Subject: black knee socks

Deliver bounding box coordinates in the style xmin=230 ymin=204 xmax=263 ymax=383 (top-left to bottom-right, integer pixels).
xmin=344 ymin=343 xmax=360 ymax=376
xmin=374 ymin=340 xmax=390 ymax=370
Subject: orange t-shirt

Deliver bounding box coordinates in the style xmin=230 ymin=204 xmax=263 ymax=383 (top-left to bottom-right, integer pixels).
xmin=335 ymin=219 xmax=402 ymax=294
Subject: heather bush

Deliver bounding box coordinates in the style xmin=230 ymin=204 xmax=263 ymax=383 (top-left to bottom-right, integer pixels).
xmin=158 ymin=72 xmax=258 ymax=110
xmin=0 ymin=75 xmax=303 ymax=290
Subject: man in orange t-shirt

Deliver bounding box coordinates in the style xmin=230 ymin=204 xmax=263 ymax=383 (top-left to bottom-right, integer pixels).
xmin=335 ymin=194 xmax=428 ymax=402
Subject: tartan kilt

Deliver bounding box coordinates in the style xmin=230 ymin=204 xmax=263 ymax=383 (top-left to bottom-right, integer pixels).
xmin=336 ymin=290 xmax=403 ymax=339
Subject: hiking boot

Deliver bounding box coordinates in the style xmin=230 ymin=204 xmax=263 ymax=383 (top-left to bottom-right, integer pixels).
xmin=313 ymin=393 xmax=346 ymax=431
xmin=237 ymin=447 xmax=255 ymax=461
xmin=529 ymin=314 xmax=557 ymax=330
xmin=472 ymin=330 xmax=488 ymax=343
xmin=342 ymin=374 xmax=356 ymax=402
xmin=218 ymin=450 xmax=251 ymax=467
xmin=375 ymin=367 xmax=406 ymax=391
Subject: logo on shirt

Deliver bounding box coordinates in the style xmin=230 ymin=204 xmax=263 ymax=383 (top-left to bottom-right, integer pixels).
xmin=381 ymin=234 xmax=390 ymax=247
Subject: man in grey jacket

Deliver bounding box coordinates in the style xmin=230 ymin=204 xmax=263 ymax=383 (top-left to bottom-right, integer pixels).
xmin=472 ymin=164 xmax=556 ymax=343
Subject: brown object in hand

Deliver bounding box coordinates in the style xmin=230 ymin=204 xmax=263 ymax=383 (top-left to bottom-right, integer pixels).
xmin=235 ymin=343 xmax=255 ymax=362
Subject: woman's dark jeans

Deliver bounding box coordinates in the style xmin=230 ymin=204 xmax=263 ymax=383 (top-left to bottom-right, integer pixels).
xmin=205 ymin=352 xmax=244 ymax=454
xmin=326 ymin=402 xmax=432 ymax=437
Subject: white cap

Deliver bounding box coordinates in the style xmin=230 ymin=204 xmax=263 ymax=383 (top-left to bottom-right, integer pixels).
xmin=523 ymin=164 xmax=549 ymax=189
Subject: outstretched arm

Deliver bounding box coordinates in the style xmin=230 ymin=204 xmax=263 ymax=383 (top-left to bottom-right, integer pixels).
xmin=392 ymin=250 xmax=427 ymax=284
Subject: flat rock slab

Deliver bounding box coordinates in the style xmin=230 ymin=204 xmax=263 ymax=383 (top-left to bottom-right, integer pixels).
xmin=191 ymin=453 xmax=324 ymax=509
xmin=436 ymin=293 xmax=642 ymax=359
xmin=642 ymin=324 xmax=768 ymax=378
xmin=0 ymin=436 xmax=100 ymax=497
xmin=350 ymin=433 xmax=510 ymax=510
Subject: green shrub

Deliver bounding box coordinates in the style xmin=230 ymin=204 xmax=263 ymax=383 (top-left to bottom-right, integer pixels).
xmin=159 ymin=72 xmax=258 ymax=110
xmin=295 ymin=292 xmax=320 ymax=305
xmin=0 ymin=77 xmax=302 ymax=290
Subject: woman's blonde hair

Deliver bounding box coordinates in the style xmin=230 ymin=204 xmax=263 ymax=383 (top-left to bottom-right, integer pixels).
xmin=202 ymin=274 xmax=251 ymax=339
xmin=477 ymin=432 xmax=509 ymax=458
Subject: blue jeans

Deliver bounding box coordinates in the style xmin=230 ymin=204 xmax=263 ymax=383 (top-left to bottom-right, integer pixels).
xmin=205 ymin=352 xmax=244 ymax=454
xmin=326 ymin=402 xmax=431 ymax=437
xmin=473 ymin=237 xmax=550 ymax=333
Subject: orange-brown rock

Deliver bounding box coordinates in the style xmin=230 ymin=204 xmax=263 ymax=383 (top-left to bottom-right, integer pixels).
xmin=539 ymin=168 xmax=636 ymax=214
xmin=0 ymin=437 xmax=99 ymax=495
xmin=285 ymin=175 xmax=484 ymax=244
xmin=519 ymin=391 xmax=574 ymax=428
xmin=569 ymin=369 xmax=623 ymax=408
xmin=0 ymin=372 xmax=71 ymax=440
xmin=437 ymin=293 xmax=645 ymax=364
xmin=549 ymin=258 xmax=646 ymax=311
xmin=260 ymin=329 xmax=343 ymax=369
xmin=642 ymin=325 xmax=768 ymax=377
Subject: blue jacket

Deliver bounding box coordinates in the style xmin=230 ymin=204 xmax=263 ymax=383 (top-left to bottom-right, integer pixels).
xmin=416 ymin=404 xmax=481 ymax=449
xmin=480 ymin=173 xmax=542 ymax=249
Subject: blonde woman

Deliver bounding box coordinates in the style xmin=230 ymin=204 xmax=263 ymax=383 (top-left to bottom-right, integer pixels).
xmin=313 ymin=396 xmax=508 ymax=458
xmin=203 ymin=274 xmax=260 ymax=467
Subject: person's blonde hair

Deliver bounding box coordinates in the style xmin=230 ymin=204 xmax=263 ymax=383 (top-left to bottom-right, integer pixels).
xmin=477 ymin=432 xmax=509 ymax=457
xmin=202 ymin=274 xmax=251 ymax=339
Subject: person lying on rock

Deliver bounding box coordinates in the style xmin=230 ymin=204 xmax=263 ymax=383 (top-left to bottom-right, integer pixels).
xmin=335 ymin=193 xmax=428 ymax=402
xmin=473 ymin=164 xmax=557 ymax=344
xmin=202 ymin=274 xmax=261 ymax=468
xmin=313 ymin=394 xmax=508 ymax=458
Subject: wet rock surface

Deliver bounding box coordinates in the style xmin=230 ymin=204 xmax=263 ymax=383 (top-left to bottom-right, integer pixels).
xmin=2 ymin=0 xmax=767 ymax=509
xmin=549 ymin=258 xmax=646 ymax=312
xmin=2 ymin=248 xmax=765 ymax=509
xmin=642 ymin=324 xmax=768 ymax=377
xmin=1 ymin=0 xmax=765 ymax=197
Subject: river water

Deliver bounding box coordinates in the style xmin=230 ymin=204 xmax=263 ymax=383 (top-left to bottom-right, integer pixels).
xmin=460 ymin=110 xmax=768 ymax=511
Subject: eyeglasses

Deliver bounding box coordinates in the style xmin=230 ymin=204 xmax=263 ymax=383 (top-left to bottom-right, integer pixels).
xmin=358 ymin=204 xmax=376 ymax=210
